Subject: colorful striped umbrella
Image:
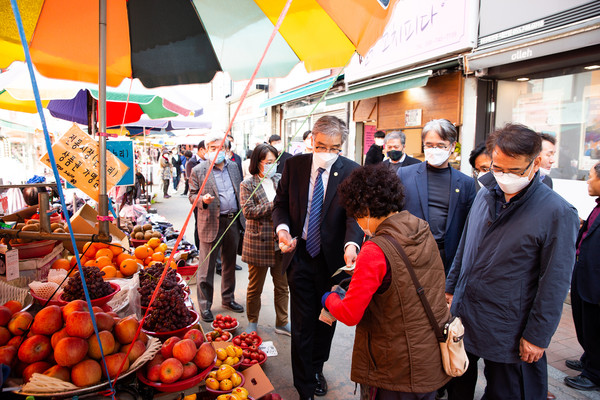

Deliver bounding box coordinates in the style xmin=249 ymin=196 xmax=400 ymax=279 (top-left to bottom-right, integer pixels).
xmin=0 ymin=0 xmax=397 ymax=88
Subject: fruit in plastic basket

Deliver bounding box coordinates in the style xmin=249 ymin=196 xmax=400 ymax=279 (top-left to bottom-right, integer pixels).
xmin=95 ymin=248 xmax=114 ymax=261
xmin=71 ymin=359 xmax=102 ymax=387
xmin=66 ymin=311 xmax=94 ymax=339
xmin=219 ymin=378 xmax=233 ymax=391
xmin=230 ymin=372 xmax=242 ymax=387
xmin=3 ymin=300 xmax=22 ymax=315
xmin=22 ymin=361 xmax=52 ymax=383
xmin=62 ymin=300 xmax=88 ymax=320
xmin=193 ymin=342 xmax=216 ymax=370
xmin=216 ymin=364 xmax=234 ymax=381
xmin=114 ymin=316 xmax=139 ymax=344
xmin=181 ymin=361 xmax=198 ymax=380
xmin=0 ymin=345 xmax=17 ymax=366
xmin=216 ymin=348 xmax=227 ymax=361
xmin=173 ymin=339 xmax=196 ymax=364
xmin=110 ymin=243 xmax=124 ymax=257
xmin=160 ymin=357 xmax=183 ymax=383
xmin=119 ymin=258 xmax=139 ymax=277
xmin=62 ymin=267 xmax=115 ymax=301
xmin=8 ymin=311 xmax=33 ymax=336
xmin=7 ymin=335 xmax=24 ymax=348
xmin=51 ymin=328 xmax=69 ymax=349
xmin=31 ymin=305 xmax=63 ymax=336
xmin=120 ymin=339 xmax=146 ymax=363
xmin=101 ymin=265 xmax=117 ymax=279
xmin=0 ymin=327 xmax=10 ymax=346
xmin=94 ymin=256 xmax=113 ymax=269
xmin=95 ymin=312 xmax=115 ymax=332
xmin=54 ymin=337 xmax=88 ymax=367
xmin=147 ymin=364 xmax=161 ymax=381
xmin=157 ymin=243 xmax=168 ymax=254
xmin=103 ymin=352 xmax=129 ymax=379
xmin=147 ymin=237 xmax=161 ymax=249
xmin=43 ymin=364 xmax=71 ymax=382
xmin=18 ymin=334 xmax=52 ymax=363
xmin=88 ymin=330 xmax=116 ymax=360
xmin=161 ymin=336 xmax=181 ymax=359
xmin=151 ymin=252 xmax=165 ymax=262
xmin=0 ymin=306 xmax=12 ymax=326
xmin=52 ymin=258 xmax=71 ymax=270
xmin=205 ymin=377 xmax=220 ymax=390
xmin=82 ymin=242 xmax=97 ymax=258
xmin=183 ymin=328 xmax=204 ymax=347
xmin=232 ymin=387 xmax=250 ymax=399
xmin=134 ymin=245 xmax=152 ymax=260
xmin=116 ymin=252 xmax=133 ymax=266
xmin=225 ymin=345 xmax=237 ymax=358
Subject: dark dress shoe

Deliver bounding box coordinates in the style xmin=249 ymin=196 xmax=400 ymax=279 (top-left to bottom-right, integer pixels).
xmin=314 ymin=372 xmax=327 ymax=396
xmin=565 ymin=359 xmax=584 ymax=371
xmin=235 ymin=264 xmax=242 ymax=271
xmin=564 ymin=375 xmax=600 ymax=391
xmin=216 ymin=266 xmax=222 ymax=275
xmin=222 ymin=301 xmax=244 ymax=313
xmin=200 ymin=309 xmax=214 ymax=322
xmin=547 ymin=391 xmax=556 ymax=400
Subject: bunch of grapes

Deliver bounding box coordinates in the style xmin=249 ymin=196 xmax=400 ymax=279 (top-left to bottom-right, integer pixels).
xmin=142 ymin=285 xmax=192 ymax=332
xmin=137 ymin=263 xmax=181 ymax=307
xmin=62 ymin=266 xmax=114 ymax=300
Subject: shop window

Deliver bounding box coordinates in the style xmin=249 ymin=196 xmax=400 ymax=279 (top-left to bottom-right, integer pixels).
xmin=495 ymin=70 xmax=600 ymax=181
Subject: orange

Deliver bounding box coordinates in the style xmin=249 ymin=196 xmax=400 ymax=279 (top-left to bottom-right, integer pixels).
xmin=134 ymin=245 xmax=152 ymax=260
xmin=168 ymin=260 xmax=177 ymax=270
xmin=95 ymin=248 xmax=114 ymax=261
xmin=151 ymin=252 xmax=164 ymax=262
xmin=115 ymin=271 xmax=124 ymax=278
xmin=120 ymin=259 xmax=139 ymax=277
xmin=94 ymin=256 xmax=113 ymax=268
xmin=110 ymin=243 xmax=124 ymax=257
xmin=135 ymin=258 xmax=145 ymax=266
xmin=116 ymin=252 xmax=133 ymax=266
xmin=52 ymin=258 xmax=70 ymax=270
xmin=70 ymin=256 xmax=77 ymax=268
xmin=101 ymin=265 xmax=117 ymax=279
xmin=94 ymin=241 xmax=109 ymax=249
xmin=144 ymin=256 xmax=153 ymax=266
xmin=156 ymin=243 xmax=168 ymax=254
xmin=82 ymin=242 xmax=97 ymax=258
xmin=84 ymin=259 xmax=97 ymax=267
xmin=147 ymin=237 xmax=161 ymax=249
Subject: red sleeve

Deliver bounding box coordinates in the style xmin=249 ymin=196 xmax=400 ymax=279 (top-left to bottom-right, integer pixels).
xmin=325 ymin=241 xmax=387 ymax=326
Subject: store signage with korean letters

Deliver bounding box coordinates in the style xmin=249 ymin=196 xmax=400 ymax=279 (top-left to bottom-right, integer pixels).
xmin=345 ymin=0 xmax=477 ymax=83
xmin=40 ymin=125 xmax=128 ymax=201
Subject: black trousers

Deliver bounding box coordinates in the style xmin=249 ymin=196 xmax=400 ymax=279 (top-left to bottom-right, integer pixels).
xmin=287 ymin=240 xmax=336 ymax=399
xmin=193 ymin=208 xmax=199 ymax=250
xmin=571 ymin=280 xmax=600 ymax=385
xmin=447 ymin=351 xmax=547 ymax=400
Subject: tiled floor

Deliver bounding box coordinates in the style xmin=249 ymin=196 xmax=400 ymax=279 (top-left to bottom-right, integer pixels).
xmin=548 ymin=303 xmax=584 ymax=374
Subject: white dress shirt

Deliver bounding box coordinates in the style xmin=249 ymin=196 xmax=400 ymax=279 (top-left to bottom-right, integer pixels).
xmin=262 ymin=177 xmax=276 ymax=202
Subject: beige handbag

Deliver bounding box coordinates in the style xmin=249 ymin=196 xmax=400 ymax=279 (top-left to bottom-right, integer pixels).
xmin=381 ymin=235 xmax=469 ymax=377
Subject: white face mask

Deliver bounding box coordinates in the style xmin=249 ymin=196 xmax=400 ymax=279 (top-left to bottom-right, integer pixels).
xmin=539 ymin=167 xmax=551 ymax=177
xmin=304 ymin=139 xmax=313 ymax=152
xmin=493 ymin=168 xmax=534 ymax=195
xmin=374 ymin=139 xmax=385 ymax=147
xmin=205 ymin=150 xmax=226 ymax=164
xmin=273 ymin=143 xmax=283 ymax=152
xmin=424 ymin=147 xmax=451 ymax=167
xmin=313 ymin=152 xmax=338 ymax=170
xmin=263 ymin=163 xmax=276 ymax=178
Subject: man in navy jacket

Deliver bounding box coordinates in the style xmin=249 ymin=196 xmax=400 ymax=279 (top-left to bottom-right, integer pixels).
xmin=445 ymin=124 xmax=579 ymax=399
xmin=397 ymin=119 xmax=476 ymax=274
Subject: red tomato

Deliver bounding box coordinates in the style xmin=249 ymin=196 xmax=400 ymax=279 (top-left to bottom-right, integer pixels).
xmin=221 ymin=334 xmax=229 ymax=341
xmin=259 ymin=353 xmax=265 ymax=361
xmin=240 ymin=332 xmax=247 ymax=338
xmin=242 ymin=350 xmax=250 ymax=358
xmin=215 ymin=314 xmax=223 ymax=320
xmin=251 ymin=359 xmax=258 ymax=364
xmin=224 ymin=315 xmax=232 ymax=322
xmin=233 ymin=338 xmax=242 ymax=346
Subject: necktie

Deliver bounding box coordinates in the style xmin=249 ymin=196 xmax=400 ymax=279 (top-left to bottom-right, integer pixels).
xmin=306 ymin=167 xmax=325 ymax=258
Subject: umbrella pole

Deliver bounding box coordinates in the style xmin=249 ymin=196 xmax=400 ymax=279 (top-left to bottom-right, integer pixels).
xmin=97 ymin=0 xmax=109 ymax=239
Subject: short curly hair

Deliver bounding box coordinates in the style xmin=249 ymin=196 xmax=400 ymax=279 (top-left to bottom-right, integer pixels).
xmin=339 ymin=164 xmax=405 ymax=219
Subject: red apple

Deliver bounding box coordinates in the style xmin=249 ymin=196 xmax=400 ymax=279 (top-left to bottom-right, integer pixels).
xmin=0 ymin=345 xmax=17 ymax=366
xmin=22 ymin=361 xmax=52 ymax=383
xmin=120 ymin=340 xmax=145 ymax=363
xmin=138 ymin=331 xmax=148 ymax=344
xmin=87 ymin=330 xmax=115 ymax=360
xmin=3 ymin=300 xmax=21 ymax=315
xmin=183 ymin=328 xmax=204 ymax=347
xmin=92 ymin=306 xmax=104 ymax=314
xmin=7 ymin=335 xmax=24 ymax=348
xmin=54 ymin=337 xmax=88 ymax=367
xmin=94 ymin=312 xmax=115 ymax=332
xmin=106 ymin=311 xmax=118 ymax=318
xmin=51 ymin=328 xmax=70 ymax=349
xmin=0 ymin=306 xmax=12 ymax=326
xmin=43 ymin=365 xmax=71 ymax=382
xmin=193 ymin=342 xmax=216 ymax=370
xmin=71 ymin=359 xmax=101 ymax=387
xmin=61 ymin=300 xmax=88 ymax=320
xmin=102 ymin=352 xmax=129 ymax=379
xmin=0 ymin=326 xmax=10 ymax=346
xmin=18 ymin=334 xmax=52 ymax=363
xmin=181 ymin=362 xmax=197 ymax=379
xmin=114 ymin=316 xmax=139 ymax=344
xmin=65 ymin=311 xmax=94 ymax=339
xmin=172 ymin=339 xmax=196 ymax=364
xmin=8 ymin=311 xmax=33 ymax=336
xmin=160 ymin=336 xmax=181 ymax=359
xmin=31 ymin=305 xmax=63 ymax=335
xmin=159 ymin=357 xmax=183 ymax=383
xmin=146 ymin=364 xmax=161 ymax=382
xmin=147 ymin=353 xmax=165 ymax=369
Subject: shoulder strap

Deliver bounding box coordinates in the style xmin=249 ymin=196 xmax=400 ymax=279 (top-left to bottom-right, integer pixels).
xmin=379 ymin=234 xmax=445 ymax=342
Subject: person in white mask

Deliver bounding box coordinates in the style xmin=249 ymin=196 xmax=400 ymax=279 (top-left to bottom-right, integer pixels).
xmin=468 ymin=142 xmax=491 ymax=190
xmin=397 ymin=119 xmax=476 ymax=275
xmin=539 ymin=133 xmax=556 ymax=189
xmin=364 ymin=130 xmax=385 ymax=165
xmin=273 ymin=116 xmax=363 ymax=400
xmin=445 ymin=123 xmax=579 ymax=400
xmin=268 ymin=134 xmax=292 ymax=174
xmin=302 ymin=130 xmax=313 ymax=154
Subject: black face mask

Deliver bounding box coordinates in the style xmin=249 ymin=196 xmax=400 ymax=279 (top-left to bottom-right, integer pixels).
xmin=388 ymin=150 xmax=403 ymax=161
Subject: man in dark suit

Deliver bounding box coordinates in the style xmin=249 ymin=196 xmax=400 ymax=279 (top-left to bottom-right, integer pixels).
xmin=364 ymin=129 xmax=385 ymax=165
xmin=268 ymin=134 xmax=293 ymax=174
xmin=227 ymin=134 xmax=244 ymax=178
xmin=564 ymin=162 xmax=600 ymax=391
xmin=539 ymin=133 xmax=556 ymax=188
xmin=397 ymin=119 xmax=476 ymax=274
xmin=382 ymin=130 xmax=421 ymax=173
xmin=188 ymin=133 xmax=246 ymax=322
xmin=273 ymin=116 xmax=363 ymax=400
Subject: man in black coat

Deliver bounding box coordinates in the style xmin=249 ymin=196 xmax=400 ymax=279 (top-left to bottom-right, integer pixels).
xmin=364 ymin=130 xmax=385 ymax=165
xmin=268 ymin=134 xmax=293 ymax=174
xmin=564 ymin=162 xmax=600 ymax=391
xmin=273 ymin=116 xmax=363 ymax=400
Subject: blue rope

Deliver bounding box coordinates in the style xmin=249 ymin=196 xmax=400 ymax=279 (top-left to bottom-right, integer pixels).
xmin=8 ymin=2 xmax=116 ymax=397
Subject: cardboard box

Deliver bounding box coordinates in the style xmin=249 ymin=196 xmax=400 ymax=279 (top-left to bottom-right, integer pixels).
xmin=1 ymin=205 xmax=38 ymax=224
xmin=66 ymin=204 xmax=129 ymax=253
xmin=241 ymin=364 xmax=275 ymax=399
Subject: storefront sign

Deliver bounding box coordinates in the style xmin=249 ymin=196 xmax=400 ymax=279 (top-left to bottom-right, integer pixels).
xmin=345 ymin=0 xmax=477 ymax=83
xmin=363 ymin=125 xmax=378 ymax=155
xmin=40 ymin=125 xmax=128 ymax=201
xmin=106 ymin=140 xmax=134 ymax=186
xmin=405 ymin=109 xmax=422 ymax=127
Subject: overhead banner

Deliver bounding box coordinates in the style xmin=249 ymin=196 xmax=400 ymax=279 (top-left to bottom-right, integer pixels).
xmin=40 ymin=125 xmax=129 ymax=201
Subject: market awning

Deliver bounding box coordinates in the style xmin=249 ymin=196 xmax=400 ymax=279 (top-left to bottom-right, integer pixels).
xmin=259 ymin=76 xmax=338 ymax=108
xmin=325 ymin=70 xmax=432 ymax=105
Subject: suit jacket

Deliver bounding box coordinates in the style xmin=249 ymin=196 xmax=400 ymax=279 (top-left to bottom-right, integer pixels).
xmin=383 ymin=155 xmax=421 ymax=170
xmin=276 ymin=151 xmax=293 ymax=174
xmin=365 ymin=144 xmax=384 ymax=165
xmin=240 ymin=174 xmax=281 ymax=268
xmin=397 ymin=162 xmax=476 ymax=268
xmin=273 ymin=154 xmax=364 ymax=275
xmin=572 ymin=202 xmax=600 ymax=304
xmin=188 ymin=160 xmax=245 ymax=243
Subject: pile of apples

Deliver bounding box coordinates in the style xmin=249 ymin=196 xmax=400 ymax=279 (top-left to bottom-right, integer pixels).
xmin=0 ymin=299 xmax=147 ymax=387
xmin=143 ymin=329 xmax=215 ymax=384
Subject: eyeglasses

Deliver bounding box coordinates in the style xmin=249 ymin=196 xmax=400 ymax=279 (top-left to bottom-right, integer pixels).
xmin=423 ymin=143 xmax=451 ymax=150
xmin=490 ymin=158 xmax=534 ymax=177
xmin=314 ymin=146 xmax=342 ymax=154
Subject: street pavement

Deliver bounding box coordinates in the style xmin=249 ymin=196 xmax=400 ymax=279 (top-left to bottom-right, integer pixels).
xmin=152 ymin=186 xmax=600 ymax=400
